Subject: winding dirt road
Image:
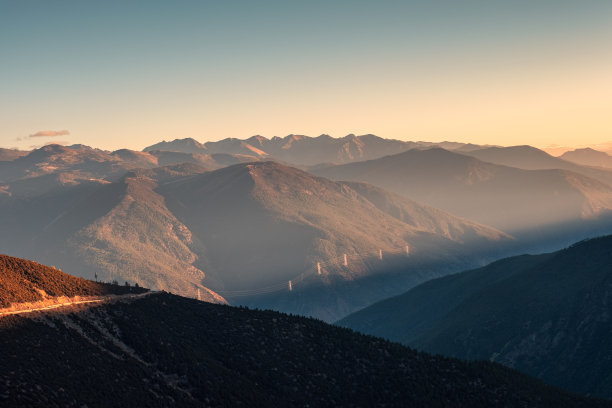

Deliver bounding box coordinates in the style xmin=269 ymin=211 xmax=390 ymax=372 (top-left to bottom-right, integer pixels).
xmin=0 ymin=292 xmax=154 ymax=317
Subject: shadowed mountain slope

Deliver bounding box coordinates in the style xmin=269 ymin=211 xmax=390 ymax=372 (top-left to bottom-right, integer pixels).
xmin=0 ymin=257 xmax=608 ymax=407
xmin=157 ymin=161 xmax=511 ymax=319
xmin=339 ymin=235 xmax=612 ymax=399
xmin=313 ymin=148 xmax=612 ymax=234
xmin=0 ymin=160 xmax=508 ymax=320
xmin=0 ymin=165 xmax=224 ymax=304
xmin=60 ymin=170 xmax=223 ymax=303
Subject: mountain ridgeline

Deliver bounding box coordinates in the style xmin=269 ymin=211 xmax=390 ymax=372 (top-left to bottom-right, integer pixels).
xmin=143 ymin=134 xmax=488 ymax=165
xmin=0 ymin=152 xmax=511 ymax=321
xmin=561 ymin=148 xmax=612 ymax=169
xmin=0 ymin=255 xmax=608 ymax=407
xmin=157 ymin=161 xmax=512 ymax=320
xmin=3 ymin=136 xmax=612 ymax=322
xmin=338 ymin=235 xmax=612 ymax=399
xmin=313 ymin=147 xmax=612 ymax=240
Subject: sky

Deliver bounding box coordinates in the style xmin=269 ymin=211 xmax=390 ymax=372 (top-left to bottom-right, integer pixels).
xmin=1 ymin=1 xmax=611 ymax=152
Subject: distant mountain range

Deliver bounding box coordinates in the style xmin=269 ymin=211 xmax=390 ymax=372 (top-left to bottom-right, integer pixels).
xmin=1 ymin=254 xmax=607 ymax=407
xmin=561 ymin=148 xmax=612 ymax=169
xmin=313 ymin=147 xmax=612 ymax=237
xmin=0 ymin=155 xmax=510 ymax=321
xmin=338 ymin=235 xmax=612 ymax=399
xmin=463 ymin=145 xmax=612 ymax=185
xmin=3 ymin=136 xmax=612 ymax=321
xmin=143 ymin=134 xmax=488 ymax=166
xmin=0 ymin=144 xmax=262 ymax=198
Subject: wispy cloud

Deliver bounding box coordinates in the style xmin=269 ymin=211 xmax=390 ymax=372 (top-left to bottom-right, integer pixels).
xmin=29 ymin=130 xmax=70 ymax=138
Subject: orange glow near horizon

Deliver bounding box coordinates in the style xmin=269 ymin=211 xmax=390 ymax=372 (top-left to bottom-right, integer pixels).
xmin=2 ymin=2 xmax=611 ymax=152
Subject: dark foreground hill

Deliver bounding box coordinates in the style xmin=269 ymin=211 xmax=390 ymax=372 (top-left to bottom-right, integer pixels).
xmin=0 ymin=273 xmax=608 ymax=407
xmin=338 ymin=235 xmax=612 ymax=399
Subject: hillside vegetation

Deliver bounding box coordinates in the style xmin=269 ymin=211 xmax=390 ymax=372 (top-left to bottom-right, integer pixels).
xmin=1 ymin=159 xmax=512 ymax=321
xmin=1 ymin=290 xmax=609 ymax=407
xmin=0 ymin=254 xmax=145 ymax=308
xmin=339 ymin=235 xmax=612 ymax=398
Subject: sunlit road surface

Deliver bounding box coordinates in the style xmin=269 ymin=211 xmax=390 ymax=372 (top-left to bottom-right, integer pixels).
xmin=0 ymin=292 xmax=153 ymax=317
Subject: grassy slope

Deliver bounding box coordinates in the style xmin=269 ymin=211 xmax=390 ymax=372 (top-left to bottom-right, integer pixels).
xmin=0 ymin=254 xmax=145 ymax=308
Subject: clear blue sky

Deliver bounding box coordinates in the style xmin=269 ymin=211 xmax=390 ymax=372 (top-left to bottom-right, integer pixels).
xmin=1 ymin=1 xmax=611 ymax=151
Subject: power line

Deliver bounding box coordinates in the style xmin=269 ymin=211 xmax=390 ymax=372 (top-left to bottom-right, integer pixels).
xmin=213 ymin=245 xmax=411 ymax=298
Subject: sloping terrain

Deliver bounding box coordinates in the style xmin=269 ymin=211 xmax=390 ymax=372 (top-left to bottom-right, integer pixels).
xmin=0 ymin=158 xmax=512 ymax=321
xmin=160 ymin=161 xmax=508 ymax=285
xmin=0 ymin=164 xmax=224 ymax=304
xmin=0 ymin=144 xmax=262 ymax=199
xmin=339 ymin=235 xmax=612 ymax=399
xmin=0 ymin=276 xmax=607 ymax=407
xmin=157 ymin=161 xmax=511 ymax=319
xmin=313 ymin=148 xmax=612 ymax=234
xmin=0 ymin=254 xmax=145 ymax=308
xmin=0 ymin=148 xmax=28 ymax=162
xmin=464 ymin=145 xmax=612 ymax=185
xmin=66 ymin=172 xmax=223 ymax=302
xmin=0 ymin=144 xmax=136 ymax=184
xmin=561 ymin=148 xmax=612 ymax=169
xmin=144 ymin=137 xmax=209 ymax=154
xmin=150 ymin=149 xmax=261 ymax=169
